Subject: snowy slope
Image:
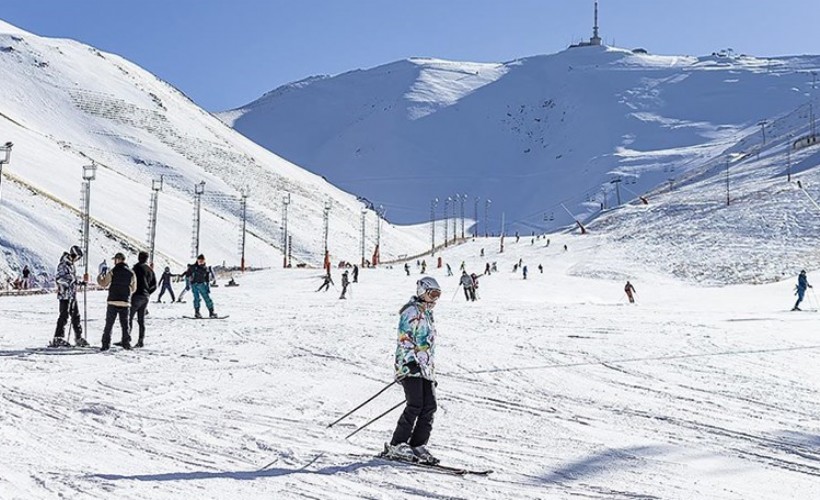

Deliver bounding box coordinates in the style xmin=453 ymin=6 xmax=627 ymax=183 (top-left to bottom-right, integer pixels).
xmin=0 ymin=20 xmax=430 ymax=283
xmin=2 ymin=236 xmax=820 ymax=499
xmin=219 ymin=46 xmax=820 ymax=234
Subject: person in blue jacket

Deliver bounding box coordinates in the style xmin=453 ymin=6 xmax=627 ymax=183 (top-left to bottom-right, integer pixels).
xmin=792 ymin=270 xmax=812 ymax=311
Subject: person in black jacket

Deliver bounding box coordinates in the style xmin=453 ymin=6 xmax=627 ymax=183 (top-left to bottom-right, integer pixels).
xmin=130 ymin=251 xmax=157 ymax=347
xmin=339 ymin=270 xmax=350 ymax=299
xmin=184 ymin=254 xmax=216 ymax=318
xmin=156 ymin=266 xmax=176 ymax=303
xmin=97 ymin=252 xmax=136 ymax=351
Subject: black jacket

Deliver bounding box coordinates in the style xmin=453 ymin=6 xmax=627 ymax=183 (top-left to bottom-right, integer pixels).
xmin=133 ymin=263 xmax=157 ymax=296
xmin=186 ymin=263 xmax=211 ymax=284
xmin=107 ymin=263 xmax=135 ymax=304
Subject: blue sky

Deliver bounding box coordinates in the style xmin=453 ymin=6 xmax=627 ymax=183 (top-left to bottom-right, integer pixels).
xmin=3 ymin=0 xmax=818 ymax=111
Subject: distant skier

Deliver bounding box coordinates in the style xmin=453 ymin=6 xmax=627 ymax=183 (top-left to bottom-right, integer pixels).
xmin=515 ymin=232 xmax=520 ymax=243
xmin=538 ymin=264 xmax=543 ymax=274
xmin=352 ymin=264 xmax=359 ymax=283
xmin=563 ymin=244 xmax=568 ymax=252
xmin=523 ymin=265 xmax=528 ymax=280
xmin=460 ymin=271 xmax=476 ymax=302
xmin=513 ymin=263 xmax=518 ymax=273
xmin=421 ymin=260 xmax=427 ymax=274
xmin=625 ymin=281 xmax=637 ymax=303
xmin=404 ymin=263 xmax=410 ymax=276
xmin=317 ymin=272 xmax=334 ymax=292
xmin=459 ymin=261 xmax=466 ymax=272
xmin=484 ymin=262 xmax=491 ymax=275
xmin=130 ymin=251 xmax=157 ymax=348
xmin=491 ymin=262 xmax=498 ymax=273
xmin=480 ymin=248 xmax=484 ymax=257
xmin=156 ymin=267 xmax=176 ymax=303
xmin=792 ymin=270 xmax=812 ymax=311
xmin=96 ymin=252 xmax=136 ymax=351
xmin=384 ymin=277 xmax=441 ymax=465
xmin=339 ymin=270 xmax=350 ymax=299
xmin=184 ymin=254 xmax=217 ymax=318
xmin=446 ymin=263 xmax=453 ymax=276
xmin=50 ymin=245 xmax=89 ymax=347
xmin=21 ymin=265 xmax=30 ymax=289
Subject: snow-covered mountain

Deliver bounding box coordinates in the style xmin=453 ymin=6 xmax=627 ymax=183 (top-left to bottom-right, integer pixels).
xmin=0 ymin=20 xmax=430 ymax=283
xmin=219 ymin=46 xmax=820 ymax=234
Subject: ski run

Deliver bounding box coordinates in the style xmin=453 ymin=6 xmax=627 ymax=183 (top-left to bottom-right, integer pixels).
xmin=2 ymin=236 xmax=820 ymax=499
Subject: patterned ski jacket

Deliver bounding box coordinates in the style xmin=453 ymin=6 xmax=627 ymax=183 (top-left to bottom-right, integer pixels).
xmin=395 ymin=297 xmax=437 ymax=383
xmin=55 ymin=253 xmax=78 ymax=301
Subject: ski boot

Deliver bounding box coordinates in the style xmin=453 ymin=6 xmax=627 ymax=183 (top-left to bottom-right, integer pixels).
xmin=135 ymin=336 xmax=144 ymax=348
xmin=209 ymin=309 xmax=217 ymax=319
xmin=74 ymin=337 xmax=90 ymax=348
xmin=412 ymin=445 xmax=440 ymax=465
xmin=49 ymin=337 xmax=72 ymax=348
xmin=194 ymin=309 xmax=203 ymax=319
xmin=383 ymin=442 xmax=417 ymax=462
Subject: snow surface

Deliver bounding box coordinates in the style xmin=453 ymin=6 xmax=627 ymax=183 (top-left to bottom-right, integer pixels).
xmin=220 ymin=46 xmax=820 ymax=233
xmin=2 ymin=237 xmax=819 ymax=499
xmin=0 ymin=20 xmax=431 ymax=283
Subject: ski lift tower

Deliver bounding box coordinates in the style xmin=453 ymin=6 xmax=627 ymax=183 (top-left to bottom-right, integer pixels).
xmin=590 ymin=1 xmax=602 ymax=46
xmin=80 ymin=162 xmax=97 ymax=282
xmin=191 ymin=181 xmax=205 ymax=258
xmin=147 ymin=176 xmax=163 ymax=267
xmin=0 ymin=142 xmax=13 ymax=210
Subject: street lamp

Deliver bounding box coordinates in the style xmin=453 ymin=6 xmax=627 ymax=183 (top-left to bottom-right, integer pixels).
xmin=192 ymin=181 xmax=205 ymax=258
xmin=0 ymin=142 xmax=13 ymax=209
xmin=147 ymin=176 xmax=163 ymax=267
xmin=484 ymin=199 xmax=491 ymax=237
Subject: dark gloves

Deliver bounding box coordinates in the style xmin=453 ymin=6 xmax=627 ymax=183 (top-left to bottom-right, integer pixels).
xmin=405 ymin=361 xmax=421 ymax=375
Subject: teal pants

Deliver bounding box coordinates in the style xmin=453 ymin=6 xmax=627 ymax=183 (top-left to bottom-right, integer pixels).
xmin=192 ymin=283 xmax=214 ymax=312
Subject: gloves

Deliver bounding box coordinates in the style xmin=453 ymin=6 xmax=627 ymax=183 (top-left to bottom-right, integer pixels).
xmin=405 ymin=361 xmax=421 ymax=375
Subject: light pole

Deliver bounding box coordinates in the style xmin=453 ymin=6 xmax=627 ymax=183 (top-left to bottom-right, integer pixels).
xmin=726 ymin=158 xmax=730 ymax=206
xmin=239 ymin=188 xmax=249 ymax=272
xmin=757 ymin=120 xmax=767 ymax=160
xmin=451 ymin=195 xmax=457 ymax=243
xmin=191 ymin=181 xmax=206 ymax=258
xmin=484 ymin=199 xmax=491 ymax=237
xmin=147 ymin=176 xmax=163 ymax=267
xmin=0 ymin=142 xmax=13 ymax=210
xmin=473 ymin=196 xmax=479 ymax=240
xmin=444 ymin=197 xmax=450 ymax=247
xmin=281 ymin=193 xmax=290 ymax=268
xmin=610 ymin=178 xmax=622 ymax=206
xmin=360 ymin=208 xmax=367 ymax=267
xmin=80 ymin=162 xmax=96 ymax=344
xmin=374 ymin=204 xmax=384 ymax=266
xmin=430 ymin=198 xmax=438 ymax=255
xmin=322 ymin=199 xmax=331 ymax=273
xmin=459 ymin=193 xmax=466 ymax=239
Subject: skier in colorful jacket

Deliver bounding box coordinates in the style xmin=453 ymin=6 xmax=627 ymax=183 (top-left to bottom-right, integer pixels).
xmin=387 ymin=276 xmax=441 ymax=465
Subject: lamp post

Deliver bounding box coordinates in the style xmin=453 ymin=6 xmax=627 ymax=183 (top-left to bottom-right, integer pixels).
xmin=484 ymin=199 xmax=491 ymax=237
xmin=360 ymin=208 xmax=367 ymax=267
xmin=147 ymin=176 xmax=163 ymax=267
xmin=459 ymin=193 xmax=466 ymax=239
xmin=281 ymin=193 xmax=290 ymax=268
xmin=239 ymin=188 xmax=249 ymax=272
xmin=192 ymin=181 xmax=205 ymax=258
xmin=444 ymin=197 xmax=450 ymax=247
xmin=0 ymin=142 xmax=13 ymax=210
xmin=473 ymin=196 xmax=479 ymax=240
xmin=451 ymin=195 xmax=457 ymax=243
xmin=79 ymin=162 xmax=97 ymax=345
xmin=430 ymin=198 xmax=438 ymax=255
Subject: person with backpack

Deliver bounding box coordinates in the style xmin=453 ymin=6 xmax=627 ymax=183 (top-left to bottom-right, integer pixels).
xmin=793 ymin=270 xmax=812 ymax=311
xmin=50 ymin=245 xmax=89 ymax=347
xmin=459 ymin=271 xmax=476 ymax=302
xmin=130 ymin=252 xmax=157 ymax=347
xmin=156 ymin=266 xmax=176 ymax=303
xmin=384 ymin=277 xmax=441 ymax=465
xmin=96 ymin=252 xmax=137 ymax=351
xmin=184 ymin=254 xmax=217 ymax=318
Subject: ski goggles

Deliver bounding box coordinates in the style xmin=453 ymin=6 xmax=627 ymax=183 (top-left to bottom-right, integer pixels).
xmin=425 ymin=289 xmax=442 ymax=300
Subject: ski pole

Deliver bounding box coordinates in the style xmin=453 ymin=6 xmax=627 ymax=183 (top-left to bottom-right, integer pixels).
xmin=451 ymin=286 xmax=461 ymax=302
xmin=328 ymin=380 xmax=397 ymax=428
xmin=82 ymin=283 xmax=88 ymax=342
xmin=345 ymin=400 xmax=405 ymax=440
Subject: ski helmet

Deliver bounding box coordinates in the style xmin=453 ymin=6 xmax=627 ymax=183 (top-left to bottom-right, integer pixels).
xmin=69 ymin=245 xmax=83 ymax=259
xmin=416 ymin=276 xmax=441 ymax=298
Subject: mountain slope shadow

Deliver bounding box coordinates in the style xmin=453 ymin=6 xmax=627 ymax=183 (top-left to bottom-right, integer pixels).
xmin=539 ymin=445 xmax=668 ymax=484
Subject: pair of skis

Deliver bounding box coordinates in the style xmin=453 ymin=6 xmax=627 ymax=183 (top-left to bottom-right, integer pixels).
xmin=376 ymin=445 xmax=492 ymax=476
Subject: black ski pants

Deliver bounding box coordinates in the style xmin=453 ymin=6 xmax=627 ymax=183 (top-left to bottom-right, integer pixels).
xmin=102 ymin=305 xmax=130 ymax=348
xmin=55 ymin=299 xmax=82 ymax=339
xmin=391 ymin=377 xmax=437 ymax=447
xmin=129 ymin=295 xmax=149 ymax=342
xmin=157 ymin=281 xmax=175 ymax=302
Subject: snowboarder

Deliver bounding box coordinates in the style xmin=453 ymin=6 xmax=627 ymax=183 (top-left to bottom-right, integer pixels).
xmin=446 ymin=263 xmax=453 ymax=277
xmin=50 ymin=245 xmax=89 ymax=347
xmin=563 ymin=244 xmax=568 ymax=252
xmin=21 ymin=265 xmax=30 ymax=289
xmin=460 ymin=271 xmax=476 ymax=302
xmin=156 ymin=267 xmax=176 ymax=303
xmin=538 ymin=264 xmax=543 ymax=274
xmin=404 ymin=263 xmax=410 ymax=276
xmin=459 ymin=261 xmax=465 ymax=272
xmin=793 ymin=270 xmax=812 ymax=311
xmin=317 ymin=272 xmax=334 ymax=292
xmin=96 ymin=252 xmax=137 ymax=351
xmin=523 ymin=265 xmax=528 ymax=280
xmin=184 ymin=254 xmax=217 ymax=318
xmin=352 ymin=264 xmax=359 ymax=283
xmin=385 ymin=276 xmax=441 ymax=465
xmin=484 ymin=262 xmax=491 ymax=275
xmin=625 ymin=281 xmax=637 ymax=303
xmin=130 ymin=251 xmax=157 ymax=348
xmin=339 ymin=270 xmax=350 ymax=299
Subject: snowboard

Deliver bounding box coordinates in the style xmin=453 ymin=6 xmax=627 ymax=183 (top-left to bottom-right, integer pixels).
xmin=182 ymin=315 xmax=230 ymax=320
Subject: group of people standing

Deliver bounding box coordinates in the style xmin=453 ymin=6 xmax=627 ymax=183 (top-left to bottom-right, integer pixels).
xmin=50 ymin=246 xmax=218 ymax=351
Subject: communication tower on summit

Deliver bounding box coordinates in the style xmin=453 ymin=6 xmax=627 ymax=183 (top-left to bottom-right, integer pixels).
xmin=570 ymin=0 xmax=603 ymax=48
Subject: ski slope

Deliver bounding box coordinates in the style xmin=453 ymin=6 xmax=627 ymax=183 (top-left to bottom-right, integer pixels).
xmin=220 ymin=46 xmax=820 ymax=233
xmin=2 ymin=237 xmax=819 ymax=499
xmin=0 ymin=19 xmax=430 ymax=283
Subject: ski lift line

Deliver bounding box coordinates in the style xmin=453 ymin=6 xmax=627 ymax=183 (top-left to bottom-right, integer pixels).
xmin=461 ymin=344 xmax=820 ymax=375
